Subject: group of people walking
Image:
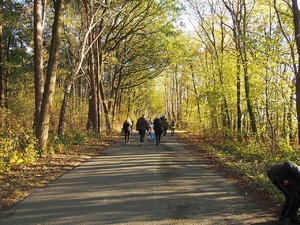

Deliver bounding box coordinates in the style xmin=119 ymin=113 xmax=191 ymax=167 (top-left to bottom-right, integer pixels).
xmin=122 ymin=115 xmax=175 ymax=146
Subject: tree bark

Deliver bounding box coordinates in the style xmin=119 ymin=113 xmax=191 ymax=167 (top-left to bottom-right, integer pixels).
xmin=288 ymin=93 xmax=294 ymax=144
xmin=190 ymin=63 xmax=201 ymax=124
xmin=34 ymin=0 xmax=44 ymax=132
xmin=57 ymin=81 xmax=72 ymax=137
xmin=292 ymin=0 xmax=300 ymax=143
xmin=99 ymin=79 xmax=112 ymax=133
xmin=236 ymin=59 xmax=242 ymax=139
xmin=37 ymin=0 xmax=65 ymax=151
xmin=243 ymin=51 xmax=257 ymax=133
xmin=86 ymin=45 xmax=98 ymax=131
xmin=95 ymin=38 xmax=101 ymax=133
xmin=0 ymin=7 xmax=4 ymax=108
xmin=242 ymin=0 xmax=257 ymax=134
xmin=85 ymin=1 xmax=98 ymax=132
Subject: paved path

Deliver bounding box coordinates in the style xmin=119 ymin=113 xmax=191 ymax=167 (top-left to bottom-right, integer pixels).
xmin=0 ymin=132 xmax=278 ymax=225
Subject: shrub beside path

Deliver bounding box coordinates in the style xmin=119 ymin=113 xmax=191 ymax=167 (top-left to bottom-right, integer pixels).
xmin=0 ymin=132 xmax=279 ymax=225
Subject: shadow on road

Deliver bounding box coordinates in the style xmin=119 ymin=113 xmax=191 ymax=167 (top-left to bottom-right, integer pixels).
xmin=251 ymin=219 xmax=280 ymax=225
xmin=0 ymin=133 xmax=276 ymax=225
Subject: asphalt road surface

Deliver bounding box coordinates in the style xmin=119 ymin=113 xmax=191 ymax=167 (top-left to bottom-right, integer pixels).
xmin=0 ymin=132 xmax=279 ymax=225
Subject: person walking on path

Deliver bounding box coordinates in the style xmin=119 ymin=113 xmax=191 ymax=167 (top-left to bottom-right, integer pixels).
xmin=161 ymin=116 xmax=169 ymax=136
xmin=148 ymin=118 xmax=154 ymax=133
xmin=170 ymin=119 xmax=175 ymax=136
xmin=122 ymin=118 xmax=132 ymax=145
xmin=268 ymin=161 xmax=300 ymax=224
xmin=154 ymin=117 xmax=164 ymax=146
xmin=130 ymin=118 xmax=134 ymax=131
xmin=136 ymin=115 xmax=148 ymax=146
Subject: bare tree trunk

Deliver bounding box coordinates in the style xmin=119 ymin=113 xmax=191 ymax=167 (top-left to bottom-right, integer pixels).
xmin=291 ymin=0 xmax=300 ymax=143
xmin=37 ymin=0 xmax=65 ymax=152
xmin=236 ymin=60 xmax=242 ymax=139
xmin=87 ymin=51 xmax=98 ymax=131
xmin=95 ymin=39 xmax=101 ymax=133
xmin=34 ymin=0 xmax=44 ymax=132
xmin=4 ymin=35 xmax=10 ymax=106
xmin=126 ymin=93 xmax=131 ymax=118
xmin=87 ymin=78 xmax=98 ymax=131
xmin=190 ymin=63 xmax=201 ymax=124
xmin=86 ymin=27 xmax=98 ymax=131
xmin=243 ymin=53 xmax=257 ymax=133
xmin=111 ymin=69 xmax=122 ymax=127
xmin=0 ymin=7 xmax=4 ymax=108
xmin=164 ymin=79 xmax=169 ymax=117
xmin=219 ymin=20 xmax=231 ymax=131
xmin=241 ymin=0 xmax=257 ymax=134
xmin=99 ymin=79 xmax=111 ymax=133
xmin=288 ymin=92 xmax=294 ymax=144
xmin=57 ymin=81 xmax=72 ymax=136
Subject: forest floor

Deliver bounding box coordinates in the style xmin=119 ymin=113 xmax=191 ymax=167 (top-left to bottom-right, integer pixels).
xmin=0 ymin=134 xmax=120 ymax=212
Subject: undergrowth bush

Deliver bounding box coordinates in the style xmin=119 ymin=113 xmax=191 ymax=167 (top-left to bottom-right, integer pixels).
xmin=0 ymin=119 xmax=37 ymax=172
xmin=223 ymin=139 xmax=300 ymax=204
xmin=49 ymin=132 xmax=88 ymax=153
xmin=0 ymin=107 xmax=92 ymax=172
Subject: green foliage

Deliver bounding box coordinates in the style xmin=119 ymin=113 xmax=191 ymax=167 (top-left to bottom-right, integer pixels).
xmin=49 ymin=132 xmax=88 ymax=153
xmin=0 ymin=103 xmax=90 ymax=172
xmin=0 ymin=109 xmax=37 ymax=172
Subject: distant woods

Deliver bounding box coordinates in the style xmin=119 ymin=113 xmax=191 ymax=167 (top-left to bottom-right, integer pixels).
xmin=176 ymin=0 xmax=300 ymax=148
xmin=1 ymin=0 xmax=300 ymax=158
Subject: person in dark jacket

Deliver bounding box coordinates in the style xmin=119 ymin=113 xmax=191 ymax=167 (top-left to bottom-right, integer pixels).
xmin=268 ymin=161 xmax=300 ymax=224
xmin=170 ymin=120 xmax=175 ymax=136
xmin=161 ymin=116 xmax=168 ymax=136
xmin=154 ymin=117 xmax=164 ymax=145
xmin=122 ymin=118 xmax=132 ymax=145
xmin=136 ymin=115 xmax=148 ymax=146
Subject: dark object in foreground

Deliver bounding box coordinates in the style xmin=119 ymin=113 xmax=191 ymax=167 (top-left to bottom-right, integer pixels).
xmin=268 ymin=161 xmax=300 ymax=224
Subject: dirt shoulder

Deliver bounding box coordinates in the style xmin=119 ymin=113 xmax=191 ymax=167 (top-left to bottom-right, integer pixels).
xmin=0 ymin=134 xmax=120 ymax=212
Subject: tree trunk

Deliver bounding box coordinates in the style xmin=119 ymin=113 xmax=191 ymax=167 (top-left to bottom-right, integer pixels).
xmin=111 ymin=70 xmax=122 ymax=128
xmin=86 ymin=28 xmax=98 ymax=131
xmin=37 ymin=0 xmax=65 ymax=152
xmin=243 ymin=60 xmax=257 ymax=134
xmin=288 ymin=92 xmax=294 ymax=144
xmin=190 ymin=63 xmax=201 ymax=124
xmin=236 ymin=60 xmax=242 ymax=140
xmin=0 ymin=7 xmax=4 ymax=108
xmin=34 ymin=0 xmax=44 ymax=132
xmin=57 ymin=81 xmax=72 ymax=137
xmin=95 ymin=39 xmax=101 ymax=133
xmin=86 ymin=50 xmax=98 ymax=131
xmin=292 ymin=0 xmax=300 ymax=143
xmin=241 ymin=0 xmax=257 ymax=134
xmin=99 ymin=79 xmax=111 ymax=133
xmin=126 ymin=93 xmax=131 ymax=118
